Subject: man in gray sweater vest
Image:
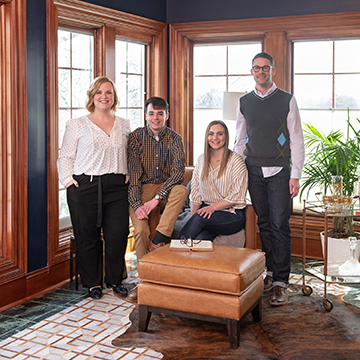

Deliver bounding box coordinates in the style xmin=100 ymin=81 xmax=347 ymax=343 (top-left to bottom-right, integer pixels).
xmin=235 ymin=52 xmax=305 ymax=306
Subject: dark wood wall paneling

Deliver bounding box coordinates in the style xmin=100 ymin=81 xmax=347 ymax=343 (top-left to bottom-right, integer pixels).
xmin=0 ymin=0 xmax=28 ymax=309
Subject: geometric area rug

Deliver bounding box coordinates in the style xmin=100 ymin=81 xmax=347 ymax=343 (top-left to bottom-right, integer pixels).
xmin=112 ymin=284 xmax=360 ymax=360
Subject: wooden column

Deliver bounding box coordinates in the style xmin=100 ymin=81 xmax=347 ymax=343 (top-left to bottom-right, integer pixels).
xmin=0 ymin=0 xmax=27 ymax=291
xmin=95 ymin=26 xmax=116 ymax=80
xmin=263 ymin=31 xmax=291 ymax=92
xmin=169 ymin=25 xmax=194 ymax=165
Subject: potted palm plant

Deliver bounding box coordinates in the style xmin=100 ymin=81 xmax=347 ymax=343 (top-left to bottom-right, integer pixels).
xmin=300 ymin=112 xmax=360 ymax=265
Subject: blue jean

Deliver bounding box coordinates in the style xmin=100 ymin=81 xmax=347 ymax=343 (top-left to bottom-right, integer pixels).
xmin=247 ymin=165 xmax=291 ymax=286
xmin=178 ymin=203 xmax=245 ymax=241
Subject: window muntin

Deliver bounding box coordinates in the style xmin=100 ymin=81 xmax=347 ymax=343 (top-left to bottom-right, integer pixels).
xmin=293 ymin=39 xmax=360 ymax=210
xmin=58 ymin=29 xmax=94 ymax=230
xmin=193 ymin=43 xmax=261 ymax=161
xmin=294 ymin=39 xmax=360 ymax=110
xmin=115 ymin=39 xmax=145 ymax=131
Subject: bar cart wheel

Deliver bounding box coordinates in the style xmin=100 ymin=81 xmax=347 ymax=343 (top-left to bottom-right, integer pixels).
xmin=323 ymin=298 xmax=334 ymax=312
xmin=301 ymin=285 xmax=313 ymax=297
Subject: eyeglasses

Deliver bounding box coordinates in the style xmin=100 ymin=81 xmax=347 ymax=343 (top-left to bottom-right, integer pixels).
xmin=252 ymin=65 xmax=272 ymax=73
xmin=180 ymin=236 xmax=202 ymax=248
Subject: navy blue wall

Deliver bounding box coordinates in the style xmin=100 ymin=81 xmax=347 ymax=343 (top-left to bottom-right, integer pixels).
xmin=27 ymin=0 xmax=48 ymax=272
xmin=83 ymin=0 xmax=167 ymax=22
xmin=166 ymin=0 xmax=360 ymax=23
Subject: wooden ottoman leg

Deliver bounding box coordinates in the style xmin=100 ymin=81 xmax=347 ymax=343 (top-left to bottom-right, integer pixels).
xmin=139 ymin=305 xmax=152 ymax=332
xmin=251 ymin=298 xmax=262 ymax=322
xmin=227 ymin=319 xmax=240 ymax=349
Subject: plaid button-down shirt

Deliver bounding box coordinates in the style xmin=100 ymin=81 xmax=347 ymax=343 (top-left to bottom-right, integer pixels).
xmin=127 ymin=125 xmax=186 ymax=212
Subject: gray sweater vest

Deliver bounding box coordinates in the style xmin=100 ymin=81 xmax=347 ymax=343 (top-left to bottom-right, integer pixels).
xmin=240 ymin=88 xmax=292 ymax=168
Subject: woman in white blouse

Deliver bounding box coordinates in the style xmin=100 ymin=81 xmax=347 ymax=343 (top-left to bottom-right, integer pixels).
xmin=58 ymin=76 xmax=130 ymax=300
xmin=179 ymin=120 xmax=248 ymax=241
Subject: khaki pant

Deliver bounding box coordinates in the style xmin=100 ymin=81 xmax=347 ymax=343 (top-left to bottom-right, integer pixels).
xmin=129 ymin=183 xmax=188 ymax=259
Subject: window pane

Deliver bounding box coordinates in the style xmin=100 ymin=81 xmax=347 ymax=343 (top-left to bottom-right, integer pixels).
xmin=129 ymin=109 xmax=143 ymax=130
xmin=115 ymin=39 xmax=145 ymax=131
xmin=58 ymin=69 xmax=70 ymax=108
xmin=228 ymin=43 xmax=262 ymax=74
xmin=293 ymin=109 xmax=360 ymax=210
xmin=72 ymin=33 xmax=93 ymax=69
xmin=59 ymin=189 xmax=70 ymax=219
xmin=58 ymin=30 xmax=70 ymax=68
xmin=59 ymin=109 xmax=71 ymax=145
xmin=194 ymin=109 xmax=222 ymax=160
xmin=127 ymin=42 xmax=143 ymax=74
xmin=72 ymin=109 xmax=88 ymax=119
xmin=335 ymin=74 xmax=360 ymax=109
xmin=194 ymin=46 xmax=226 ymax=75
xmin=117 ymin=73 xmax=127 ymax=107
xmin=299 ymin=109 xmax=351 ymax=137
xmin=194 ymin=76 xmax=226 ymax=108
xmin=335 ymin=39 xmax=360 ymax=73
xmin=294 ymin=74 xmax=332 ymax=108
xmin=116 ymin=40 xmax=126 ymax=73
xmin=59 ymin=189 xmax=72 ymax=230
xmin=72 ymin=69 xmax=92 ymax=108
xmin=127 ymin=75 xmax=142 ymax=107
xmin=228 ymin=75 xmax=255 ymax=92
xmin=118 ymin=108 xmax=143 ymax=131
xmin=293 ymin=41 xmax=333 ymax=73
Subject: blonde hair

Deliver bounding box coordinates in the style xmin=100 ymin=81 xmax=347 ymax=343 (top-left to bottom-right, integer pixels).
xmin=201 ymin=120 xmax=232 ymax=180
xmin=85 ymin=76 xmax=119 ymax=113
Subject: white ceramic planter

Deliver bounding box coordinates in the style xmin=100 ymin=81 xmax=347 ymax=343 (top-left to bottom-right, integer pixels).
xmin=320 ymin=232 xmax=360 ymax=267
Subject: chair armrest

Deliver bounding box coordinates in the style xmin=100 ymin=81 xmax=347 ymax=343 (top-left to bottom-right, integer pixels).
xmin=244 ymin=205 xmax=258 ymax=249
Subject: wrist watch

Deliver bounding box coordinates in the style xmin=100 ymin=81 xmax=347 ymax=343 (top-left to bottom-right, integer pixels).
xmin=155 ymin=194 xmax=160 ymax=200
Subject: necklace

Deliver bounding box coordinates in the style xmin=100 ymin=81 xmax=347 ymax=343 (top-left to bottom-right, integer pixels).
xmin=211 ymin=151 xmax=223 ymax=164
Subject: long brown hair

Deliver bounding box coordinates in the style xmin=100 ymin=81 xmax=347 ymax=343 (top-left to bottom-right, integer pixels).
xmin=85 ymin=76 xmax=119 ymax=113
xmin=201 ymin=120 xmax=232 ymax=180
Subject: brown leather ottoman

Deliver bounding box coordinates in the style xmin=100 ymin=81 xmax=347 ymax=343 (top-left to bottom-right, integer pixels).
xmin=137 ymin=244 xmax=265 ymax=348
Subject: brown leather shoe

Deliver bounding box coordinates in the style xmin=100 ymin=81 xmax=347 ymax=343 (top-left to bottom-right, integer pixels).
xmin=148 ymin=241 xmax=165 ymax=252
xmin=264 ymin=275 xmax=273 ymax=292
xmin=126 ymin=286 xmax=138 ymax=303
xmin=270 ymin=285 xmax=288 ymax=306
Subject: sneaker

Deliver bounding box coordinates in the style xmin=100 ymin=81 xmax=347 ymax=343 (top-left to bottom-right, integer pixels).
xmin=264 ymin=275 xmax=273 ymax=292
xmin=270 ymin=285 xmax=288 ymax=306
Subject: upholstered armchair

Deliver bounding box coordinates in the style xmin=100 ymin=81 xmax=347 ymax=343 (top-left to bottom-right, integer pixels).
xmin=148 ymin=167 xmax=258 ymax=250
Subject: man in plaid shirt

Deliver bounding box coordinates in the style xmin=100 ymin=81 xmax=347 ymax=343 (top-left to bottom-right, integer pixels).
xmin=127 ymin=96 xmax=188 ymax=260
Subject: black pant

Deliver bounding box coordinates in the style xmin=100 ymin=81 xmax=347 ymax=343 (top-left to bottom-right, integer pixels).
xmin=67 ymin=173 xmax=129 ymax=289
